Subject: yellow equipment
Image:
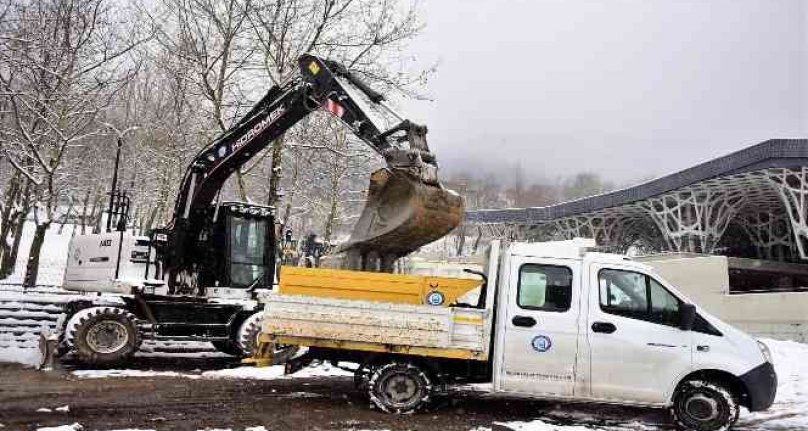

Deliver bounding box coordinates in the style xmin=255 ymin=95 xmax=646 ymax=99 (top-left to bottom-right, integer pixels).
xmin=277 ymin=265 xmax=482 ymax=306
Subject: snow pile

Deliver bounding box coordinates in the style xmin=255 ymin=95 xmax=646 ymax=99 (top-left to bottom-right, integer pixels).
xmin=201 ymin=361 xmax=352 ymax=380
xmin=493 ymin=421 xmax=597 ymax=431
xmin=72 ymin=369 xmax=192 ymax=379
xmin=0 ymin=345 xmax=41 ymax=366
xmin=73 ymin=362 xmax=354 ymax=381
xmin=0 ymin=223 xmax=79 ymax=366
xmin=35 ymin=424 xmax=82 ymax=431
xmin=739 ymin=338 xmax=808 ymax=430
xmin=2 ymin=222 xmax=73 ymax=286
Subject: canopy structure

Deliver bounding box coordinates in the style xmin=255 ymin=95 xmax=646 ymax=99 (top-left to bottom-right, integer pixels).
xmin=465 ymin=139 xmax=808 ymax=262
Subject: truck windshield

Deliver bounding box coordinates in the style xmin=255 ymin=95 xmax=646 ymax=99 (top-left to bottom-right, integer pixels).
xmin=229 ymin=216 xmax=267 ymax=288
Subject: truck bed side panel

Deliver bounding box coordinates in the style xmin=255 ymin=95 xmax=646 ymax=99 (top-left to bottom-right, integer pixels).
xmin=263 ymin=294 xmax=487 ymax=354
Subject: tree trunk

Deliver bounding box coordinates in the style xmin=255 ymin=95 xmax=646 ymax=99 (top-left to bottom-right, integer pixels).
xmin=88 ymin=194 xmax=101 ymax=234
xmin=145 ymin=203 xmax=160 ymax=234
xmin=58 ymin=200 xmax=75 ymax=234
xmin=0 ymin=172 xmax=21 ymax=265
xmin=279 ymin=155 xmax=301 ymax=236
xmin=235 ymin=170 xmax=249 ymax=201
xmin=267 ymin=137 xmax=285 ymax=207
xmin=0 ymin=178 xmax=30 ymax=279
xmin=323 ymin=195 xmax=339 ymax=243
xmin=23 ymin=222 xmax=50 ymax=287
xmin=79 ymin=189 xmax=90 ymax=235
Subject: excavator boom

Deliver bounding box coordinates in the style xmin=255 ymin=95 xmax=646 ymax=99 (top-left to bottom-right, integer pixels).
xmin=161 ymin=54 xmax=462 ymax=286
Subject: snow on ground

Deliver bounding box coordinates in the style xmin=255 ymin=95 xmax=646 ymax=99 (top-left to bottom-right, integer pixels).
xmin=72 ymin=361 xmax=354 ymax=381
xmin=62 ymin=339 xmax=808 ymax=430
xmin=35 ymin=424 xmax=82 ymax=431
xmin=2 ymin=222 xmax=73 ymax=286
xmin=0 ymin=223 xmax=75 ymax=366
xmin=737 ymin=338 xmax=808 ymax=431
xmin=492 ymin=421 xmax=602 ymax=431
xmin=0 ymin=345 xmax=41 ymax=366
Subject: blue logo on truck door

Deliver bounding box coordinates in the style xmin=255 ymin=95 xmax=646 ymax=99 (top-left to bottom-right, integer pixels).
xmin=531 ymin=335 xmax=552 ymax=353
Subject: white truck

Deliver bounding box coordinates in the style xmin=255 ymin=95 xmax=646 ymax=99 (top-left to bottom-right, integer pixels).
xmin=257 ymin=239 xmax=777 ymax=431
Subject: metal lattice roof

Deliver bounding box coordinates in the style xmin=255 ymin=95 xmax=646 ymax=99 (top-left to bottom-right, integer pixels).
xmin=465 ymin=139 xmax=808 ymax=224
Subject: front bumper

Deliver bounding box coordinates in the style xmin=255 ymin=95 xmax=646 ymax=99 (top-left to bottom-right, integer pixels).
xmin=740 ymin=361 xmax=777 ymax=411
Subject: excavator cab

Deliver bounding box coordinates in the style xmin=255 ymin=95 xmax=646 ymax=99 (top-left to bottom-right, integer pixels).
xmin=151 ymin=202 xmax=276 ymax=296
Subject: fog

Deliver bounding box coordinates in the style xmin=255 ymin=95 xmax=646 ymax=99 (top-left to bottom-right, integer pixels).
xmin=401 ymin=0 xmax=807 ymax=186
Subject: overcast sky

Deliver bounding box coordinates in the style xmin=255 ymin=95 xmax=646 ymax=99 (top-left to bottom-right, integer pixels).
xmin=401 ymin=0 xmax=807 ymax=186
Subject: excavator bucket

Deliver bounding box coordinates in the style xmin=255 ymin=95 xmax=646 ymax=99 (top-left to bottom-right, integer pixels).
xmin=338 ymin=168 xmax=464 ymax=272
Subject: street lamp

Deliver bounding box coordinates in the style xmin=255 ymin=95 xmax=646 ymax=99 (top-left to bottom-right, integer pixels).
xmin=100 ymin=122 xmax=139 ymax=232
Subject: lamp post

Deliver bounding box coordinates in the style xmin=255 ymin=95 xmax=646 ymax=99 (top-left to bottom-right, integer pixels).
xmin=100 ymin=123 xmax=139 ymax=232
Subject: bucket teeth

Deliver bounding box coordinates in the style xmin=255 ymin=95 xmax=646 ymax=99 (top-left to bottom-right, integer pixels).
xmin=337 ymin=167 xmax=464 ymax=272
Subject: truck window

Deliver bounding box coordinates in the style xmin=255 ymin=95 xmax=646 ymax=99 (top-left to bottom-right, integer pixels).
xmin=599 ymin=269 xmax=681 ymax=326
xmin=518 ymin=264 xmax=572 ymax=312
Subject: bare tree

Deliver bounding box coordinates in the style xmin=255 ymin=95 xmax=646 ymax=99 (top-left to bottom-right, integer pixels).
xmin=246 ymin=0 xmax=427 ymax=213
xmin=0 ymin=0 xmax=149 ymax=286
xmin=150 ymin=0 xmax=260 ymax=200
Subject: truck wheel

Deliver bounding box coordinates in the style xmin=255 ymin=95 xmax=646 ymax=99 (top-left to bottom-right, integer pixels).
xmin=671 ymin=380 xmax=739 ymax=431
xmin=368 ymin=362 xmax=432 ymax=414
xmin=64 ymin=307 xmax=141 ymax=366
xmin=237 ymin=312 xmax=263 ymax=356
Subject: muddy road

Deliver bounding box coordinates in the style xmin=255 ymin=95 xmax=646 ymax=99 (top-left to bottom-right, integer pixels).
xmin=0 ymin=357 xmax=669 ymax=431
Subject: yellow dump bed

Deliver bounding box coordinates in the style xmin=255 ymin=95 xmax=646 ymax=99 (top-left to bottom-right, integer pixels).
xmin=249 ymin=266 xmax=488 ymax=365
xmin=260 ymin=293 xmax=490 ymax=361
xmin=277 ymin=265 xmax=482 ymax=307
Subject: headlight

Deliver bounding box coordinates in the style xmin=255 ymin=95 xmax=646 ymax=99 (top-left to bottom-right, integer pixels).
xmin=757 ymin=340 xmax=773 ymax=364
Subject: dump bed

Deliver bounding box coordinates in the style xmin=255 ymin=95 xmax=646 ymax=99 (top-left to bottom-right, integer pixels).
xmin=261 ymin=293 xmax=490 ymax=361
xmin=278 ymin=265 xmax=482 ymax=306
xmin=255 ymin=244 xmax=501 ymax=364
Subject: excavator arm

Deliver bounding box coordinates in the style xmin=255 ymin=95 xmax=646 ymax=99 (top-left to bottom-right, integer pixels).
xmin=161 ymin=54 xmax=462 ymax=282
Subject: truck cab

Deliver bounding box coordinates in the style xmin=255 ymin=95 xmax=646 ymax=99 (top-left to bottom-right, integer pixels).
xmin=257 ymin=239 xmax=777 ymax=430
xmin=488 ymin=240 xmax=776 ymax=430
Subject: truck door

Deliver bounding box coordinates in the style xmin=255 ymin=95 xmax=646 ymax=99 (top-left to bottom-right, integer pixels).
xmin=497 ymin=257 xmax=581 ymax=397
xmin=586 ymin=262 xmax=692 ymax=404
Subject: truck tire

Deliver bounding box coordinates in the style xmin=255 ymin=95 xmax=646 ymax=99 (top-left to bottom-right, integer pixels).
xmin=670 ymin=380 xmax=739 ymax=431
xmin=64 ymin=307 xmax=141 ymax=366
xmin=368 ymin=362 xmax=432 ymax=414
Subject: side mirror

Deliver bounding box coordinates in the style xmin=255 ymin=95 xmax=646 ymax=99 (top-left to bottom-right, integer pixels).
xmin=679 ymin=303 xmax=697 ymax=331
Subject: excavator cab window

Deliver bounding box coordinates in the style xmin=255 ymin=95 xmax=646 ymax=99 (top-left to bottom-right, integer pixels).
xmin=223 ymin=204 xmax=275 ymax=289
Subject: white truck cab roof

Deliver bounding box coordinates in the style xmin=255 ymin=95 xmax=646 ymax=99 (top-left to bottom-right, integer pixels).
xmin=506 ymin=238 xmax=633 ymax=266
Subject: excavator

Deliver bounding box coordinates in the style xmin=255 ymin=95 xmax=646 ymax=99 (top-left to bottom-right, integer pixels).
xmin=55 ymin=54 xmax=464 ymax=366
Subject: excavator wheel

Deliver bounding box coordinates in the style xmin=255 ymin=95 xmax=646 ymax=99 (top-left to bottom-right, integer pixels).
xmin=210 ymin=312 xmax=263 ymax=357
xmin=64 ymin=307 xmax=141 ymax=366
xmin=339 ymin=168 xmax=464 ymax=271
xmin=236 ymin=312 xmax=263 ymax=356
